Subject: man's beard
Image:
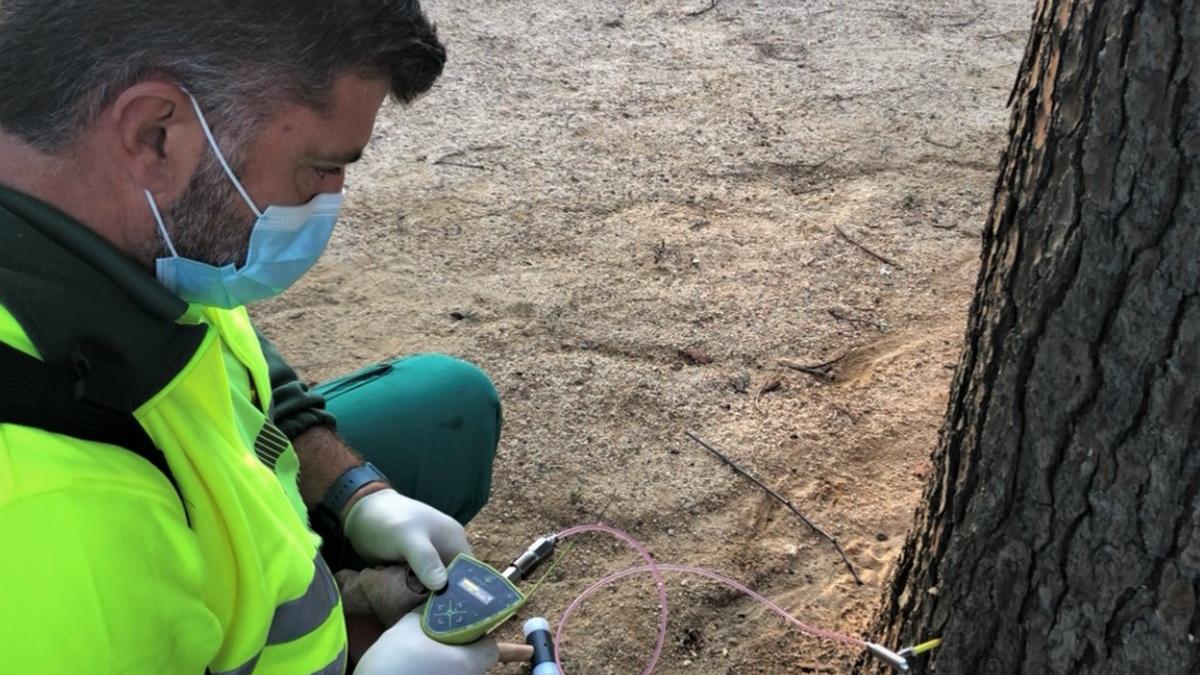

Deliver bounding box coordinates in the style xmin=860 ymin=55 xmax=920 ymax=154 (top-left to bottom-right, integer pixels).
xmin=159 ymin=151 xmax=255 ymax=268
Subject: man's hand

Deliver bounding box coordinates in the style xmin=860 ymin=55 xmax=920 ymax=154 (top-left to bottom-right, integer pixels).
xmin=336 ymin=566 xmax=429 ymax=664
xmin=291 ymin=426 xmax=470 ymax=589
xmin=354 ymin=612 xmax=498 ymax=675
xmin=343 ymin=488 xmax=471 ymax=590
xmin=336 ymin=566 xmax=428 ymax=627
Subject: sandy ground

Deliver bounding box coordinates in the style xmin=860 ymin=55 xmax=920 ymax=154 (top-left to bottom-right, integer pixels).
xmin=256 ymin=1 xmax=1031 ymax=672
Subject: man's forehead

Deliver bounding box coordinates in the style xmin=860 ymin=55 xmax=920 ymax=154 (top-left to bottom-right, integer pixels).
xmin=276 ymin=75 xmax=389 ymax=163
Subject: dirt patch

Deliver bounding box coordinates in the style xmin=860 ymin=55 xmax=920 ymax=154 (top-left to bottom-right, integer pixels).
xmin=255 ymin=0 xmax=1031 ymax=671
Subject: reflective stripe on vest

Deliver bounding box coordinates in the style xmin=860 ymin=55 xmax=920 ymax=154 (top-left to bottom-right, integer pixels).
xmin=209 ymin=555 xmax=341 ymax=675
xmin=214 ymin=647 xmax=346 ymax=675
xmin=268 ymin=556 xmax=339 ymax=645
xmin=313 ymin=648 xmax=348 ymax=675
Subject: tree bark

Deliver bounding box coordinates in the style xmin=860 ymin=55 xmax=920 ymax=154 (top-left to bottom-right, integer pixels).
xmin=863 ymin=0 xmax=1200 ymax=673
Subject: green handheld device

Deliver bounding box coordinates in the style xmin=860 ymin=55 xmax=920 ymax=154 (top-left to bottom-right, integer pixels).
xmin=421 ymin=553 xmax=527 ymax=644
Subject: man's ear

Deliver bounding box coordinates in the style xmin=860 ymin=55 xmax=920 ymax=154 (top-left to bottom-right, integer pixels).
xmin=106 ymin=81 xmax=206 ymax=202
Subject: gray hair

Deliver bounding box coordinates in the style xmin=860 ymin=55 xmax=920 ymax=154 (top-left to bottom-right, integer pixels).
xmin=0 ymin=0 xmax=446 ymax=153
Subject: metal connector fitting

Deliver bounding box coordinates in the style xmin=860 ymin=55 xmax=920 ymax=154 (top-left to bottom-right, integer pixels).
xmin=867 ymin=642 xmax=910 ymax=672
xmin=503 ymin=535 xmax=557 ymax=581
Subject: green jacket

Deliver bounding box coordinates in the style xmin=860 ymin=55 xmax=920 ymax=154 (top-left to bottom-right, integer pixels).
xmin=0 ymin=185 xmax=347 ymax=673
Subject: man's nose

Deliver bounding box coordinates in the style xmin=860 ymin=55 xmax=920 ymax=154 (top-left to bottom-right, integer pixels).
xmin=318 ymin=173 xmax=347 ymax=194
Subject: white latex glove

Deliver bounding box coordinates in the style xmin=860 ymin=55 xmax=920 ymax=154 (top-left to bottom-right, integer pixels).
xmin=354 ymin=611 xmax=498 ymax=675
xmin=343 ymin=488 xmax=471 ymax=590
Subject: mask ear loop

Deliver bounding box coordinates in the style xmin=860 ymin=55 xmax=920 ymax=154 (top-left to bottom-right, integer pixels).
xmin=144 ymin=189 xmax=179 ymax=258
xmin=179 ymin=87 xmax=263 ymax=219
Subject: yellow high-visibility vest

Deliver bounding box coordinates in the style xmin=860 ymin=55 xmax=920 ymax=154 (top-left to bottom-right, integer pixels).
xmin=0 ymin=303 xmax=347 ymax=674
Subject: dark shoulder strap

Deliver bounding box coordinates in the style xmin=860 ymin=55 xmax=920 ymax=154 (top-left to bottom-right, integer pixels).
xmin=0 ymin=340 xmax=186 ymax=510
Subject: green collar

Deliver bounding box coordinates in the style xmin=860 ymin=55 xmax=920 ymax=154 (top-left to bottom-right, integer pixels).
xmin=0 ymin=184 xmax=206 ymax=412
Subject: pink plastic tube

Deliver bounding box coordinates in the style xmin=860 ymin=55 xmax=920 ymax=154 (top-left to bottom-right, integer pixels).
xmin=552 ymin=524 xmax=867 ymax=674
xmin=553 ymin=524 xmax=669 ymax=675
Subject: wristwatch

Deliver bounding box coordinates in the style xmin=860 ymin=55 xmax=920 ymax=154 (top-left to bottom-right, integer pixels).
xmin=318 ymin=461 xmax=389 ymax=529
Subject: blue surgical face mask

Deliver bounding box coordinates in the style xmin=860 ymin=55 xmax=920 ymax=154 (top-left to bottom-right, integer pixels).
xmin=145 ymin=91 xmax=343 ymax=309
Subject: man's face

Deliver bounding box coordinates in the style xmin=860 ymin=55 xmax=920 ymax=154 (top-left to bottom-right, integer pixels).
xmin=163 ymin=74 xmax=389 ymax=267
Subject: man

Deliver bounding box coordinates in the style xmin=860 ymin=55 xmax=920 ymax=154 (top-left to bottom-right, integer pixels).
xmin=0 ymin=1 xmax=500 ymax=673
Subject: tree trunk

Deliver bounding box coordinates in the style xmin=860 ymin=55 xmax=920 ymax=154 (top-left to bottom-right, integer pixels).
xmin=863 ymin=0 xmax=1200 ymax=673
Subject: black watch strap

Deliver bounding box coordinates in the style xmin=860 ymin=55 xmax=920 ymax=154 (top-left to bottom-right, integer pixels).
xmin=320 ymin=461 xmax=389 ymax=522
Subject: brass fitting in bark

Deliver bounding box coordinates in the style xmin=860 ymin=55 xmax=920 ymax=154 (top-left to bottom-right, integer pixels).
xmin=866 ymin=642 xmax=910 ymax=671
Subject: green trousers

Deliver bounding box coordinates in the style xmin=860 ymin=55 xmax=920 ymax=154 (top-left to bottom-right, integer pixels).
xmin=309 ymin=354 xmax=500 ymax=570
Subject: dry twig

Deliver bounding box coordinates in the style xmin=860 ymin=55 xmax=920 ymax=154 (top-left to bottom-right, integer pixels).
xmin=685 ymin=432 xmax=863 ymax=585
xmin=685 ymin=0 xmax=718 ymax=17
xmin=944 ymin=7 xmax=987 ymax=27
xmin=778 ymin=354 xmax=844 ymax=382
xmin=833 ymin=224 xmax=904 ymax=269
xmin=432 ymin=144 xmax=506 ymax=170
xmin=433 ymin=159 xmax=486 ymax=170
xmin=752 ymin=375 xmax=783 ymax=414
xmin=978 ymin=30 xmax=1026 ymax=42
xmin=920 ymin=131 xmax=963 ymax=150
xmin=828 ymin=308 xmax=887 ymax=332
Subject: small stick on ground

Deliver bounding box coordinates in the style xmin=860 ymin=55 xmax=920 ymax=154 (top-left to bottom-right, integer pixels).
xmin=920 ymin=131 xmax=963 ymax=150
xmin=978 ymin=30 xmax=1025 ymax=42
xmin=685 ymin=431 xmax=863 ymax=585
xmin=833 ymin=224 xmax=904 ymax=270
xmin=431 ymin=144 xmax=507 ymax=168
xmin=828 ymin=308 xmax=887 ymax=332
xmin=433 ymin=159 xmax=487 ymax=170
xmin=433 ymin=146 xmax=507 ymax=170
xmin=778 ymin=354 xmax=844 ymax=382
xmin=752 ymin=375 xmax=783 ymax=414
xmin=685 ymin=0 xmax=718 ymax=17
xmin=943 ymin=6 xmax=987 ymax=27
